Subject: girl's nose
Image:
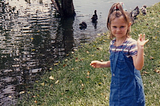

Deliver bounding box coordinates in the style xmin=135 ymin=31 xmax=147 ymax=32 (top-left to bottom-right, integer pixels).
xmin=117 ymin=28 xmax=121 ymax=31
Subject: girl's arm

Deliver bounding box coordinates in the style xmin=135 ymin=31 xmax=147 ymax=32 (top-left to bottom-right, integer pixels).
xmin=90 ymin=60 xmax=110 ymax=68
xmin=132 ymin=34 xmax=149 ymax=70
xmin=132 ymin=46 xmax=144 ymax=70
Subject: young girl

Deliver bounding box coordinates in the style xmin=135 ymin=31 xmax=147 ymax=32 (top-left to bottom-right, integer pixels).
xmin=90 ymin=3 xmax=148 ymax=106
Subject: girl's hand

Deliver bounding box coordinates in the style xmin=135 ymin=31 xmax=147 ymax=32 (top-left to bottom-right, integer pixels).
xmin=137 ymin=34 xmax=149 ymax=49
xmin=90 ymin=61 xmax=102 ymax=68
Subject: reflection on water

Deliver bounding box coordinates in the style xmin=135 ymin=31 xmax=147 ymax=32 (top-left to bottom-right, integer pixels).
xmin=0 ymin=0 xmax=75 ymax=105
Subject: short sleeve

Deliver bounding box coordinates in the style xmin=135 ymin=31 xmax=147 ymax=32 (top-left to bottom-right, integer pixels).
xmin=129 ymin=39 xmax=138 ymax=56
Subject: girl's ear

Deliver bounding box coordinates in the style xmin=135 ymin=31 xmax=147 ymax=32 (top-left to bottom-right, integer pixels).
xmin=128 ymin=22 xmax=132 ymax=32
xmin=129 ymin=22 xmax=132 ymax=27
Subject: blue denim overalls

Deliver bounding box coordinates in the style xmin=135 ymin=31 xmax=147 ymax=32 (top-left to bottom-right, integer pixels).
xmin=109 ymin=44 xmax=145 ymax=106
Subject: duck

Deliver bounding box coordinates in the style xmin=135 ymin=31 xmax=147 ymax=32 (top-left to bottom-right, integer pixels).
xmin=91 ymin=10 xmax=98 ymax=23
xmin=79 ymin=22 xmax=87 ymax=30
xmin=130 ymin=6 xmax=140 ymax=19
xmin=130 ymin=6 xmax=140 ymax=23
xmin=141 ymin=5 xmax=147 ymax=15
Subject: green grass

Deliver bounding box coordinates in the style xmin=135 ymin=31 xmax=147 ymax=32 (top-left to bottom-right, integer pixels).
xmin=18 ymin=2 xmax=160 ymax=106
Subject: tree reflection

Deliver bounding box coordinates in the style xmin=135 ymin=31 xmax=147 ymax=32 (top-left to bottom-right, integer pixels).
xmin=0 ymin=0 xmax=74 ymax=105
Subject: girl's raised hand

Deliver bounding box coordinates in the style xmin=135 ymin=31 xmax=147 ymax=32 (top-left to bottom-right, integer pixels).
xmin=137 ymin=34 xmax=149 ymax=48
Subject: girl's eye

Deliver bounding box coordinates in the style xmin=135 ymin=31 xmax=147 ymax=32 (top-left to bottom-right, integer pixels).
xmin=120 ymin=26 xmax=125 ymax=28
xmin=113 ymin=26 xmax=117 ymax=28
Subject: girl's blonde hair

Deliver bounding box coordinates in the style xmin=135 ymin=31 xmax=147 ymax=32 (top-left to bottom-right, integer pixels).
xmin=107 ymin=3 xmax=132 ymax=39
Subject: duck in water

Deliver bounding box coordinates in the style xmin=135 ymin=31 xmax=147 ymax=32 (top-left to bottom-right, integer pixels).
xmin=79 ymin=22 xmax=87 ymax=30
xmin=91 ymin=10 xmax=98 ymax=23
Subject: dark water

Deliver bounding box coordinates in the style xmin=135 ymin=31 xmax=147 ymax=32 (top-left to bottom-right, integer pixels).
xmin=0 ymin=0 xmax=159 ymax=105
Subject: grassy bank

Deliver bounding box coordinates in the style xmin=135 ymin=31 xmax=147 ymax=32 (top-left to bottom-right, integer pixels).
xmin=19 ymin=2 xmax=160 ymax=106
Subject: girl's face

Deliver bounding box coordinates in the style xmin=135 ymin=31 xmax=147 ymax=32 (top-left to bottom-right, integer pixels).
xmin=110 ymin=16 xmax=130 ymax=39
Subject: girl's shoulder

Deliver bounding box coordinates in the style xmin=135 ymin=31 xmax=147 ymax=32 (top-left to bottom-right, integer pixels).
xmin=110 ymin=38 xmax=116 ymax=45
xmin=125 ymin=37 xmax=137 ymax=44
xmin=124 ymin=37 xmax=137 ymax=50
xmin=125 ymin=37 xmax=138 ymax=57
xmin=124 ymin=37 xmax=137 ymax=48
